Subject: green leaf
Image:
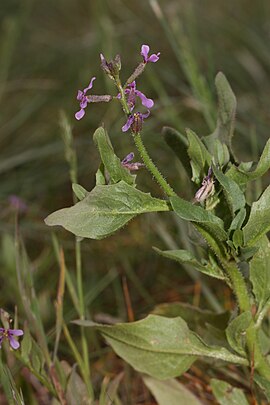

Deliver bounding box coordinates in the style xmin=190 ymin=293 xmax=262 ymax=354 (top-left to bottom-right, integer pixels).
xmin=186 ymin=128 xmax=212 ymax=182
xmin=227 ymin=139 xmax=270 ymax=186
xmin=95 ymin=163 xmax=106 ymax=185
xmin=243 ymin=185 xmax=270 ymax=246
xmin=74 ymin=315 xmax=248 ymax=379
xmin=162 ymin=126 xmax=191 ymax=178
xmin=93 ymin=126 xmax=134 ymax=185
xmin=212 ymin=166 xmax=245 ymax=214
xmin=254 ymin=373 xmax=270 ymax=402
xmin=152 ymin=302 xmax=229 ymax=331
xmin=211 ymin=379 xmax=249 ymax=405
xmin=72 ymin=183 xmax=87 ymax=201
xmin=170 ymin=195 xmax=227 ymax=258
xmin=45 ymin=181 xmax=169 ymax=239
xmin=214 ymin=72 xmax=236 ymax=146
xmin=229 ymin=208 xmax=246 ymax=231
xmin=225 ymin=311 xmax=252 ymax=356
xmin=153 ymin=247 xmax=225 ymax=280
xmin=143 ymin=376 xmax=203 ymax=405
xmin=249 ymin=236 xmax=270 ymax=309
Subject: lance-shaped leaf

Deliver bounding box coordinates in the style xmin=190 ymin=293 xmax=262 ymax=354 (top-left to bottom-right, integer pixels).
xmin=186 ymin=129 xmax=212 ymax=183
xmin=153 ymin=247 xmax=225 ymax=280
xmin=74 ymin=315 xmax=248 ymax=380
xmin=162 ymin=126 xmax=191 ymax=178
xmin=212 ymin=166 xmax=245 ymax=214
xmin=214 ymin=72 xmax=236 ymax=146
xmin=45 ymin=181 xmax=169 ymax=239
xmin=170 ymin=196 xmax=228 ymax=258
xmin=243 ymin=185 xmax=270 ymax=246
xmin=226 ymin=311 xmax=252 ymax=356
xmin=72 ymin=183 xmax=87 ymax=201
xmin=227 ymin=138 xmax=270 ymax=186
xmin=249 ymin=236 xmax=270 ymax=309
xmin=143 ymin=376 xmax=203 ymax=405
xmin=93 ymin=126 xmax=135 ymax=185
xmin=211 ymin=379 xmax=249 ymax=405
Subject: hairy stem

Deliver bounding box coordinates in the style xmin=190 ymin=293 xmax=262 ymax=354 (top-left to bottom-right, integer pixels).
xmin=133 ymin=132 xmax=176 ymax=197
xmin=223 ymin=261 xmax=270 ymax=379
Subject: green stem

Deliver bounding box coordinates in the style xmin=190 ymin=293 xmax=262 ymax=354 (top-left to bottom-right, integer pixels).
xmin=223 ymin=261 xmax=270 ymax=379
xmin=133 ymin=132 xmax=176 ymax=197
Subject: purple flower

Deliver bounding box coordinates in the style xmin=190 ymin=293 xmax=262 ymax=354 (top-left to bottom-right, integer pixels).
xmin=122 ymin=111 xmax=150 ymax=133
xmin=141 ymin=45 xmax=160 ymax=63
xmin=0 ymin=328 xmax=24 ymax=350
xmin=121 ymin=152 xmax=145 ymax=171
xmin=124 ymin=81 xmax=154 ymax=111
xmin=75 ymin=77 xmax=96 ymax=120
xmin=8 ymin=195 xmax=27 ymax=213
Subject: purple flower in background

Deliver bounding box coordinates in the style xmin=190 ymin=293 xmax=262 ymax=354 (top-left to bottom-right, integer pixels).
xmin=121 ymin=152 xmax=145 ymax=171
xmin=75 ymin=77 xmax=96 ymax=120
xmin=8 ymin=195 xmax=27 ymax=213
xmin=122 ymin=110 xmax=150 ymax=133
xmin=124 ymin=81 xmax=154 ymax=111
xmin=141 ymin=45 xmax=160 ymax=63
xmin=0 ymin=328 xmax=24 ymax=350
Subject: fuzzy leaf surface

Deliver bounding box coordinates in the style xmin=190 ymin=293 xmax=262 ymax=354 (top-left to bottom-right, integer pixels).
xmin=186 ymin=128 xmax=212 ymax=182
xmin=227 ymin=138 xmax=270 ymax=186
xmin=45 ymin=181 xmax=169 ymax=239
xmin=211 ymin=379 xmax=249 ymax=405
xmin=243 ymin=185 xmax=270 ymax=246
xmin=249 ymin=236 xmax=270 ymax=308
xmin=212 ymin=166 xmax=245 ymax=214
xmin=143 ymin=376 xmax=203 ymax=405
xmin=93 ymin=126 xmax=135 ymax=185
xmin=154 ymin=247 xmax=225 ymax=280
xmin=225 ymin=311 xmax=252 ymax=356
xmin=74 ymin=315 xmax=248 ymax=379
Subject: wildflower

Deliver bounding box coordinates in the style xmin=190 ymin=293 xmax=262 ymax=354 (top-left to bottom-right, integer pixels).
xmin=121 ymin=152 xmax=145 ymax=171
xmin=122 ymin=111 xmax=150 ymax=133
xmin=194 ymin=167 xmax=215 ymax=203
xmin=75 ymin=77 xmax=96 ymax=120
xmin=0 ymin=327 xmax=24 ymax=350
xmin=8 ymin=195 xmax=27 ymax=213
xmin=124 ymin=81 xmax=154 ymax=111
xmin=141 ymin=45 xmax=160 ymax=63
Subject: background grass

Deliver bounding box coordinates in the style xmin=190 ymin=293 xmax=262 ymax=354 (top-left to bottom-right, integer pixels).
xmin=1 ymin=0 xmax=270 ymax=403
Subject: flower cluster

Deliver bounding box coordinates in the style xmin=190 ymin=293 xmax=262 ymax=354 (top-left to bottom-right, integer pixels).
xmin=75 ymin=44 xmax=160 ymax=133
xmin=0 ymin=327 xmax=24 ymax=350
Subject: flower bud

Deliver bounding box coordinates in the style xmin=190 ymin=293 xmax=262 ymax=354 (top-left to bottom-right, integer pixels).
xmin=100 ymin=53 xmax=121 ymax=80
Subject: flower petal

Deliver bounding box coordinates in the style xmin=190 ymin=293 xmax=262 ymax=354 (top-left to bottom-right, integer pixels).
xmin=141 ymin=110 xmax=151 ymax=120
xmin=75 ymin=109 xmax=86 ymax=120
xmin=80 ymin=97 xmax=88 ymax=109
xmin=9 ymin=329 xmax=24 ymax=337
xmin=122 ymin=152 xmax=134 ymax=164
xmin=77 ymin=90 xmax=83 ymax=101
xmin=147 ymin=53 xmax=160 ymax=63
xmin=141 ymin=45 xmax=150 ymax=62
xmin=83 ymin=76 xmax=96 ymax=93
xmin=135 ymin=90 xmax=154 ymax=109
xmin=9 ymin=336 xmax=20 ymax=350
xmin=122 ymin=115 xmax=134 ymax=132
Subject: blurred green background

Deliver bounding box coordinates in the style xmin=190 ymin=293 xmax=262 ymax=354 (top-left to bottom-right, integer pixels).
xmin=1 ymin=0 xmax=270 ymax=402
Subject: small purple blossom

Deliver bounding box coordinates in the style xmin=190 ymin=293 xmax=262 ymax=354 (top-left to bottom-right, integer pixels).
xmin=122 ymin=111 xmax=150 ymax=133
xmin=75 ymin=77 xmax=96 ymax=120
xmin=8 ymin=195 xmax=27 ymax=213
xmin=141 ymin=45 xmax=160 ymax=63
xmin=0 ymin=327 xmax=24 ymax=350
xmin=121 ymin=152 xmax=145 ymax=171
xmin=124 ymin=81 xmax=154 ymax=111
